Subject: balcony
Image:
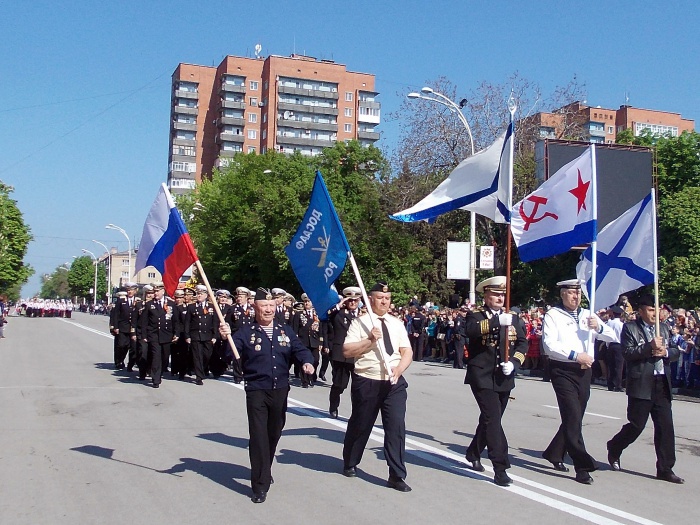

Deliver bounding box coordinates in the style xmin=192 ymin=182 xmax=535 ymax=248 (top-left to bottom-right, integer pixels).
xmin=278 ymin=101 xmax=338 ymax=116
xmin=588 ymin=127 xmax=606 ymax=138
xmin=277 ymin=135 xmax=335 ymax=148
xmin=219 ymin=149 xmax=242 ymax=158
xmin=216 ymin=132 xmax=245 ymax=144
xmin=172 ymin=138 xmax=196 ymax=146
xmin=173 ymin=121 xmax=197 ymax=132
xmin=358 ymin=130 xmax=380 ymax=141
xmin=173 ymin=106 xmax=198 ymax=116
xmin=278 ymin=119 xmax=337 ymax=132
xmin=221 ymin=100 xmax=246 ymax=110
xmin=217 ymin=116 xmax=245 ymax=127
xmin=278 ymin=85 xmax=338 ymax=100
xmin=175 ymin=89 xmax=198 ymax=100
xmin=220 ymin=83 xmax=246 ymax=95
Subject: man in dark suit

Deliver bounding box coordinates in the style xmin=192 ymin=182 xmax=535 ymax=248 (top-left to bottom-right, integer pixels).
xmin=109 ymin=283 xmax=138 ymax=370
xmin=408 ymin=307 xmax=427 ymax=361
xmin=144 ymin=282 xmax=181 ymax=388
xmin=463 ymin=276 xmax=527 ymax=486
xmin=326 ymin=286 xmax=361 ymax=418
xmin=184 ymin=285 xmax=217 ymax=385
xmin=607 ymin=294 xmax=683 ymax=483
xmin=292 ymin=293 xmax=321 ymax=388
xmin=272 ymin=288 xmax=293 ymax=326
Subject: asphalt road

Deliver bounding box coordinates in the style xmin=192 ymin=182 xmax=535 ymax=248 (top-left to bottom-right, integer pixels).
xmin=0 ymin=313 xmax=697 ymax=525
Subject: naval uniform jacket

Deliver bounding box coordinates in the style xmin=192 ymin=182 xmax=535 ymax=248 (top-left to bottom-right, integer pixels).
xmin=274 ymin=305 xmax=293 ymax=326
xmin=110 ymin=296 xmax=137 ymax=341
xmin=230 ymin=322 xmax=314 ymax=391
xmin=144 ymin=297 xmax=181 ymax=344
xmin=292 ymin=309 xmax=321 ymax=350
xmin=184 ymin=301 xmax=217 ymax=341
xmin=230 ymin=303 xmax=253 ymax=332
xmin=621 ymin=319 xmax=679 ymax=401
xmin=327 ymin=305 xmax=358 ymax=363
xmin=464 ymin=307 xmax=528 ymax=391
xmin=542 ymin=305 xmax=616 ymax=363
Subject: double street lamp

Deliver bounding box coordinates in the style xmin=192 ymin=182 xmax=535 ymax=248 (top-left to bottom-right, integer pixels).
xmin=407 ymin=86 xmax=477 ymax=304
xmin=105 ymin=224 xmax=131 ymax=285
xmin=92 ymin=240 xmax=111 ymax=304
xmin=81 ymin=249 xmax=98 ymax=306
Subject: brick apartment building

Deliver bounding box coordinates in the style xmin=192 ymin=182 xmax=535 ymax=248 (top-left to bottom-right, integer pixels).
xmin=168 ymin=54 xmax=381 ymax=194
xmin=526 ymin=101 xmax=694 ymax=145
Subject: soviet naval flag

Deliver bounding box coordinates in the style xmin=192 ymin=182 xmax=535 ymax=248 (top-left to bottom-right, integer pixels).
xmin=285 ymin=171 xmax=350 ymax=320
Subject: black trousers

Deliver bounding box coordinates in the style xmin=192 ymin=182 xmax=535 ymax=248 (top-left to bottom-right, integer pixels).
xmin=138 ymin=340 xmax=150 ymax=379
xmin=319 ymin=350 xmax=331 ymax=378
xmin=607 ymin=377 xmax=676 ymax=473
xmin=343 ymin=374 xmax=408 ymax=479
xmin=171 ymin=337 xmax=190 ymax=377
xmin=606 ymin=343 xmax=625 ymax=390
xmin=148 ymin=341 xmax=171 ymax=386
xmin=543 ymin=361 xmax=597 ymax=472
xmin=410 ymin=334 xmax=426 ymax=361
xmin=329 ymin=361 xmax=354 ymax=412
xmin=113 ymin=332 xmax=130 ymax=366
xmin=191 ymin=339 xmax=213 ymax=381
xmin=466 ymin=387 xmax=511 ymax=472
xmin=246 ymin=388 xmax=288 ymax=494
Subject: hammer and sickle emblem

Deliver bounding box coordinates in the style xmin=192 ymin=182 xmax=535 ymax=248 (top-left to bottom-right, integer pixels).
xmin=518 ymin=195 xmax=558 ymax=231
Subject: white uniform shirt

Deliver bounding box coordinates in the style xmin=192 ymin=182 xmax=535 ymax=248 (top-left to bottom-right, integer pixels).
xmin=542 ymin=306 xmax=616 ymax=362
xmin=345 ymin=313 xmax=411 ymax=380
xmin=606 ymin=317 xmax=624 ymax=344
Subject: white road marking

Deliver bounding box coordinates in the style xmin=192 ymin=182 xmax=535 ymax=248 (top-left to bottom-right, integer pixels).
xmin=542 ymin=405 xmax=621 ymax=420
xmin=59 ymin=318 xmax=112 ymax=339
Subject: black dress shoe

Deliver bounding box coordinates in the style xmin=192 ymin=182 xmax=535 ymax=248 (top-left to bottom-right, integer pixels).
xmin=302 ymin=384 xmax=309 ymax=389
xmin=550 ymin=461 xmax=570 ymax=472
xmin=608 ymin=453 xmax=621 ymax=471
xmin=152 ymin=383 xmax=160 ymax=389
xmin=195 ymin=379 xmax=203 ymax=385
xmin=343 ymin=467 xmax=357 ymax=477
xmin=329 ymin=410 xmax=338 ymax=419
xmin=656 ymin=471 xmax=684 ymax=484
xmin=466 ymin=458 xmax=485 ymax=472
xmin=387 ymin=477 xmax=412 ymax=492
xmin=494 ymin=471 xmax=513 ymax=486
xmin=319 ymin=374 xmax=326 ymax=381
xmin=251 ymin=491 xmax=267 ymax=503
xmin=575 ymin=471 xmax=594 ymax=484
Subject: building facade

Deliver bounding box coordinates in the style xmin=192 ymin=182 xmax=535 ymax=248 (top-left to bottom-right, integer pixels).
xmin=96 ymin=249 xmax=162 ymax=292
xmin=168 ymin=54 xmax=381 ymax=194
xmin=526 ymin=101 xmax=694 ymax=145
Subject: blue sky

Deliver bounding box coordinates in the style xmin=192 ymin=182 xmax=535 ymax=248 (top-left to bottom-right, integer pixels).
xmin=2 ymin=0 xmax=698 ymax=296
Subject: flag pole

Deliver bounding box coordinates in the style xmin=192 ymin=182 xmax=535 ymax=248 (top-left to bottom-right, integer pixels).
xmin=346 ymin=251 xmax=395 ymax=383
xmin=651 ymin=188 xmax=660 ymax=333
xmin=194 ymin=259 xmax=240 ymax=360
xmin=503 ymin=97 xmax=517 ymax=361
xmin=586 ymin=145 xmax=598 ymax=363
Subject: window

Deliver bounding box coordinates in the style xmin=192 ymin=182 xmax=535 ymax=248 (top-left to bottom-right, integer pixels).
xmin=248 ymin=129 xmax=258 ymax=139
xmin=608 ymin=126 xmax=614 ymax=134
xmin=344 ymin=108 xmax=352 ymax=117
xmin=173 ymin=145 xmax=195 ymax=156
xmin=344 ymin=124 xmax=352 ymax=133
xmin=121 ymin=271 xmax=129 ymax=278
xmin=345 ymin=92 xmax=353 ymax=102
xmin=263 ymin=113 xmax=267 ymax=123
xmin=249 ymin=113 xmax=257 ymax=123
xmin=170 ymin=161 xmax=196 ymax=173
xmin=250 ymin=81 xmax=258 ymax=90
xmin=248 ymin=146 xmax=256 ymax=153
xmin=122 ymin=259 xmax=129 ymax=266
xmin=147 ymin=272 xmax=156 ymax=279
xmin=250 ymin=97 xmax=258 ymax=106
xmin=262 ymin=130 xmax=267 ymax=139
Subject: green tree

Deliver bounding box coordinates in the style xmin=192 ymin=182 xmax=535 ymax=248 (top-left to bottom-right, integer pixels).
xmin=0 ymin=181 xmax=33 ymax=300
xmin=68 ymin=256 xmax=96 ymax=301
xmin=40 ymin=267 xmax=70 ymax=299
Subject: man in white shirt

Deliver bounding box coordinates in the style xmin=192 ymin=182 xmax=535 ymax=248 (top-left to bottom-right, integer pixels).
xmin=606 ymin=306 xmax=625 ymax=392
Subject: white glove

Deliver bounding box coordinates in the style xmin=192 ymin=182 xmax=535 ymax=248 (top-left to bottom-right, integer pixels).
xmin=500 ymin=361 xmax=514 ymax=375
xmin=498 ymin=313 xmax=512 ymax=326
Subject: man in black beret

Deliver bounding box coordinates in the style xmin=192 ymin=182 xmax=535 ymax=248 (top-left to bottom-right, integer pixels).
xmin=219 ymin=287 xmax=314 ymax=503
xmin=607 ymin=294 xmax=683 ymax=483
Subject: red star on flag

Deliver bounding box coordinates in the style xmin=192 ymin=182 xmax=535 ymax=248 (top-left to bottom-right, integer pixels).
xmin=569 ymin=169 xmax=590 ymax=214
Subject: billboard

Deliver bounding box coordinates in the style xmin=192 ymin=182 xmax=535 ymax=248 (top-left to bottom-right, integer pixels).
xmin=535 ymin=140 xmax=653 ymax=229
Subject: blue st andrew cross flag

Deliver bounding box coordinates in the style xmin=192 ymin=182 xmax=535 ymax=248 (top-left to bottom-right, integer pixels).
xmin=285 ymin=171 xmax=350 ymax=320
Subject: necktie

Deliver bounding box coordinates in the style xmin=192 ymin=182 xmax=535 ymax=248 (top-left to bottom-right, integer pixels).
xmin=379 ymin=318 xmax=394 ymax=356
xmin=648 ymin=324 xmax=664 ymax=373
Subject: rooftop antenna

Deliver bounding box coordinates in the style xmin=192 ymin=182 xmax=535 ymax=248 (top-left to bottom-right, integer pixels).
xmin=254 ymin=43 xmax=262 ymax=59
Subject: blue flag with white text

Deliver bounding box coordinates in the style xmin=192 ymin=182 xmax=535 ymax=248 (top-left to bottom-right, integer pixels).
xmin=285 ymin=172 xmax=350 ymax=320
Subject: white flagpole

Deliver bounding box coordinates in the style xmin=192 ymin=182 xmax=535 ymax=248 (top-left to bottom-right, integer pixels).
xmin=651 ymin=189 xmax=660 ymax=333
xmin=587 ymin=145 xmax=598 ymax=360
xmin=346 ymin=251 xmax=395 ymax=383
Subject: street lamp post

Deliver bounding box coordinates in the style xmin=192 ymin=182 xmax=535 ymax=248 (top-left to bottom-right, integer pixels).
xmin=105 ymin=224 xmax=131 ymax=286
xmin=82 ymin=249 xmax=98 ymax=307
xmin=92 ymin=240 xmax=111 ymax=304
xmin=407 ymin=87 xmax=478 ymax=305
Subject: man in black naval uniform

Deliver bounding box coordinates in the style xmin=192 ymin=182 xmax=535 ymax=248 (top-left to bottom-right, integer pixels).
xmin=325 ymin=286 xmax=361 ymax=418
xmin=110 ymin=283 xmax=138 ymax=370
xmin=228 ymin=286 xmax=253 ymax=383
xmin=272 ymin=288 xmax=293 ymax=326
xmin=171 ymin=289 xmax=190 ymax=379
xmin=463 ymin=276 xmax=527 ymax=486
xmin=136 ymin=285 xmax=155 ymax=380
xmin=144 ymin=282 xmax=181 ymax=388
xmin=219 ymin=287 xmax=314 ymax=504
xmin=607 ymin=294 xmax=683 ymax=484
xmin=184 ymin=285 xmax=217 ymax=385
xmin=292 ymin=293 xmax=321 ymax=388
xmin=210 ymin=289 xmax=232 ymax=378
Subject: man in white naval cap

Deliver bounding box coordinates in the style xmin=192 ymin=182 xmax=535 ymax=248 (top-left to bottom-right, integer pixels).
xmin=541 ymin=278 xmax=616 ymax=484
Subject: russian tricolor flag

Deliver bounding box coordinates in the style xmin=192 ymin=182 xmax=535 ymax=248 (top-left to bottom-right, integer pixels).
xmin=134 ymin=183 xmax=198 ymax=296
